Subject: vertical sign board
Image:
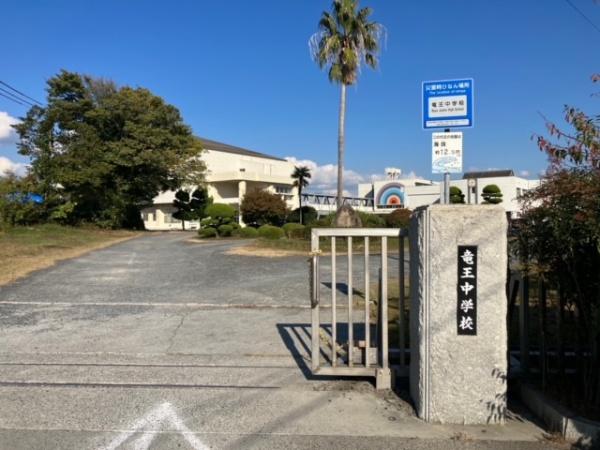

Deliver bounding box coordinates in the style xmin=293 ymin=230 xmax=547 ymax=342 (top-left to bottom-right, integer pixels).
xmin=423 ymin=79 xmax=474 ymax=129
xmin=457 ymin=246 xmax=477 ymax=335
xmin=432 ymin=131 xmax=463 ymax=174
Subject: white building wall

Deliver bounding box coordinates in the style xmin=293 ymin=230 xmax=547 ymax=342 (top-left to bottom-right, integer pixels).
xmin=357 ymin=175 xmax=540 ymax=215
xmin=143 ymin=145 xmax=298 ymax=230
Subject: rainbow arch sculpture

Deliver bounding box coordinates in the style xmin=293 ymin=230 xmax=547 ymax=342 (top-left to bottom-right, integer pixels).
xmin=375 ymin=183 xmax=405 ymax=207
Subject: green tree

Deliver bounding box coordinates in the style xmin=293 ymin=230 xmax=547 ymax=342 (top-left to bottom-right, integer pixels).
xmin=310 ymin=0 xmax=384 ymax=212
xmin=173 ymin=187 xmax=211 ymax=230
xmin=0 ymin=172 xmax=45 ymax=227
xmin=482 ymin=184 xmax=503 ymax=204
xmin=291 ymin=166 xmax=311 ymax=224
xmin=14 ymin=70 xmax=204 ymax=229
xmin=449 ymin=186 xmax=465 ymax=204
xmin=240 ymin=189 xmax=288 ymax=227
xmin=519 ymin=74 xmax=600 ymax=416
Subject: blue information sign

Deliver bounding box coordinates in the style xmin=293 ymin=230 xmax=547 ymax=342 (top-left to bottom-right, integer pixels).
xmin=422 ymin=78 xmax=474 ymax=129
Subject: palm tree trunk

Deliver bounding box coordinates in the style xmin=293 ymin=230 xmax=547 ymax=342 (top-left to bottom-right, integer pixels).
xmin=337 ymin=83 xmax=347 ymax=209
xmin=298 ymin=186 xmax=303 ymax=224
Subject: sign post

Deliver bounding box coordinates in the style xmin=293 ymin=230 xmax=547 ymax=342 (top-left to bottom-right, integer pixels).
xmin=423 ymin=78 xmax=473 ymax=204
xmin=432 ymin=130 xmax=463 ymax=204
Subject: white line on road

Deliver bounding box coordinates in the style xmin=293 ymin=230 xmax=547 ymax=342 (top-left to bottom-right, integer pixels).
xmin=99 ymin=402 xmax=209 ymax=450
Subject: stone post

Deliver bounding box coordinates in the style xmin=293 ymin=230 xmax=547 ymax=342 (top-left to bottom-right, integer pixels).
xmin=409 ymin=205 xmax=508 ymax=424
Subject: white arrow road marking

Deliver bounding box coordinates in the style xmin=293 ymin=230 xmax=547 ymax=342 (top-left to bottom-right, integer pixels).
xmin=99 ymin=402 xmax=209 ymax=450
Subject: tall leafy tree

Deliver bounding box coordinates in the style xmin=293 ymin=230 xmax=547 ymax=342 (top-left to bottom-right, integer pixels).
xmin=14 ymin=70 xmax=204 ymax=229
xmin=310 ymin=0 xmax=384 ymax=211
xmin=291 ymin=165 xmax=311 ymax=224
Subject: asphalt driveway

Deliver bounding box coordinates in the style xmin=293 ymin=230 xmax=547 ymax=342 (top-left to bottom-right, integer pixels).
xmin=0 ymin=233 xmax=553 ymax=450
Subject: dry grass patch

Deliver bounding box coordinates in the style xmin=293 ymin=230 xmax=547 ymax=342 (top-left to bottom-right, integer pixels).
xmin=225 ymin=241 xmax=307 ymax=257
xmin=0 ymin=224 xmax=139 ymax=285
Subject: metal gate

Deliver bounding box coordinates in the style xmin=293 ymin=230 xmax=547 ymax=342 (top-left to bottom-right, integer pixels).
xmin=309 ymin=228 xmax=409 ymax=390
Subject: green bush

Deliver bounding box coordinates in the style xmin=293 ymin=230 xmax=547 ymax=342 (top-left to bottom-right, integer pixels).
xmin=358 ymin=212 xmax=386 ymax=228
xmin=204 ymin=203 xmax=237 ymax=228
xmin=258 ymin=224 xmax=285 ymax=240
xmin=384 ymin=208 xmax=411 ymax=228
xmin=450 ymin=186 xmax=466 ymax=204
xmin=198 ymin=227 xmax=217 ymax=238
xmin=218 ymin=224 xmax=234 ymax=237
xmin=282 ymin=223 xmax=305 ymax=239
xmin=239 ymin=226 xmax=259 ymax=238
xmin=482 ymin=184 xmax=503 ymax=204
xmin=240 ymin=189 xmax=288 ymax=226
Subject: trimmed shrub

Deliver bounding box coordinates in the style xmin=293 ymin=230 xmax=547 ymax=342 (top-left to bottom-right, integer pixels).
xmin=258 ymin=224 xmax=285 ymax=240
xmin=384 ymin=208 xmax=411 ymax=228
xmin=239 ymin=226 xmax=259 ymax=238
xmin=450 ymin=186 xmax=466 ymax=204
xmin=482 ymin=184 xmax=503 ymax=204
xmin=218 ymin=224 xmax=234 ymax=237
xmin=287 ymin=206 xmax=318 ymax=225
xmin=199 ymin=227 xmax=217 ymax=238
xmin=204 ymin=203 xmax=237 ymax=228
xmin=283 ymin=223 xmax=305 ymax=239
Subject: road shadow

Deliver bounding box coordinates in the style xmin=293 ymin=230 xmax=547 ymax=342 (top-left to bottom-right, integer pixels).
xmin=277 ymin=322 xmax=376 ymax=381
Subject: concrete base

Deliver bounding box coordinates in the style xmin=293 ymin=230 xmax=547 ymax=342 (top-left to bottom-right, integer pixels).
xmin=376 ymin=368 xmax=393 ymax=390
xmin=409 ymin=205 xmax=508 ymax=424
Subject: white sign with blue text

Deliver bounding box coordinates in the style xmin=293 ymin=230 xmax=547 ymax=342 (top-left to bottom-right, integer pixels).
xmin=432 ymin=131 xmax=463 ymax=174
xmin=423 ymin=78 xmax=474 ymax=129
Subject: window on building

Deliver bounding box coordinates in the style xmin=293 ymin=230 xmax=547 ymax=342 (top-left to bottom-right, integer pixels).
xmin=275 ymin=185 xmax=292 ymax=196
xmin=142 ymin=212 xmax=154 ymax=222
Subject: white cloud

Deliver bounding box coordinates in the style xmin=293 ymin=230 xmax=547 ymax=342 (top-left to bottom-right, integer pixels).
xmin=0 ymin=156 xmax=27 ymax=176
xmin=285 ymin=157 xmax=423 ymax=196
xmin=0 ymin=111 xmax=19 ymax=144
xmin=519 ymin=170 xmax=531 ymax=177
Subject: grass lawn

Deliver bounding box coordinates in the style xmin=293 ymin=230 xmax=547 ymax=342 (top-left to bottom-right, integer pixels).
xmin=0 ymin=224 xmax=139 ymax=286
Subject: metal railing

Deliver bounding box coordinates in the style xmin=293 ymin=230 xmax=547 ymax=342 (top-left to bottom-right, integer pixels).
xmin=310 ymin=228 xmax=409 ymax=389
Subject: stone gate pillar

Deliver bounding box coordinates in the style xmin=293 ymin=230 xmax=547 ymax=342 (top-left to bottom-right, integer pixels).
xmin=409 ymin=205 xmax=508 ymax=424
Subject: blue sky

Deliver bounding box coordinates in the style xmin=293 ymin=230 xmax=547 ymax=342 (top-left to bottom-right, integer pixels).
xmin=1 ymin=0 xmax=599 ymax=193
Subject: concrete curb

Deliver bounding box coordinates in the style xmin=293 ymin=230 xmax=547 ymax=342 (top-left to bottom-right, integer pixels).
xmin=519 ymin=383 xmax=599 ymax=447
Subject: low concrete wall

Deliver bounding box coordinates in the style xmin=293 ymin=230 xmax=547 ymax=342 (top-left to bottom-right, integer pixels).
xmin=520 ymin=384 xmax=599 ymax=447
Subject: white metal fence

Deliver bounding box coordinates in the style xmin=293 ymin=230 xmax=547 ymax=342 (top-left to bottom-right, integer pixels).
xmin=309 ymin=228 xmax=409 ymax=390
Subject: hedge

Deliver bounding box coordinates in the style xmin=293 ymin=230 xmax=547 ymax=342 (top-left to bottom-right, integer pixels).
xmin=282 ymin=223 xmax=306 ymax=239
xmin=240 ymin=227 xmax=259 ymax=238
xmin=199 ymin=227 xmax=217 ymax=238
xmin=218 ymin=224 xmax=234 ymax=237
xmin=257 ymin=225 xmax=284 ymax=240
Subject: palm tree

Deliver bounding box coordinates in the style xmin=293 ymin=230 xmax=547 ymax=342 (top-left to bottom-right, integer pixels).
xmin=310 ymin=0 xmax=384 ymax=211
xmin=291 ymin=165 xmax=312 ymax=224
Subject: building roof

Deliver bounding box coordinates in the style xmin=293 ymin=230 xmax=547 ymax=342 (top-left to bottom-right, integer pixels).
xmin=463 ymin=169 xmax=514 ymax=179
xmin=199 ymin=137 xmax=287 ymax=162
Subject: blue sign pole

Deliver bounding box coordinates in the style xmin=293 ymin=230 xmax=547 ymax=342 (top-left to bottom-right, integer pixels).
xmin=423 ymin=78 xmax=474 ymax=203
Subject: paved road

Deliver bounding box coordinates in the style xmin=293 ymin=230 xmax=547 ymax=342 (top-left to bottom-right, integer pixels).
xmin=0 ymin=233 xmax=562 ymax=449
